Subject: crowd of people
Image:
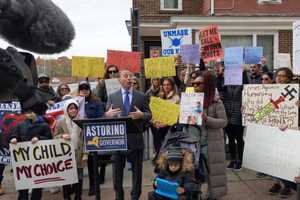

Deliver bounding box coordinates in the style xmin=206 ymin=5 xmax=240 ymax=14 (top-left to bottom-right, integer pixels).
xmin=0 ymin=55 xmax=299 ymax=200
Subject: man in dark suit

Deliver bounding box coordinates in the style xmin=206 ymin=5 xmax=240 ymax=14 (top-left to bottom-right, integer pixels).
xmin=105 ymin=69 xmax=151 ymax=200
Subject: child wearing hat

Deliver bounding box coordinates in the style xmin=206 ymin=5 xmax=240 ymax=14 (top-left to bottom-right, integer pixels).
xmin=148 ymin=146 xmax=199 ymax=200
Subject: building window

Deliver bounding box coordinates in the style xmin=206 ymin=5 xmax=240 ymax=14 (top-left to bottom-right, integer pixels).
xmin=160 ymin=0 xmax=182 ymax=11
xmin=257 ymin=35 xmax=274 ymax=68
xmin=221 ymin=35 xmax=253 ymax=48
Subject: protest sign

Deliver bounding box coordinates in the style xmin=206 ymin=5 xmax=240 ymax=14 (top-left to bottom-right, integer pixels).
xmin=105 ymin=78 xmax=121 ymax=95
xmin=161 ymin=28 xmax=192 ymax=56
xmin=244 ymin=47 xmax=263 ymax=64
xmin=149 ymin=97 xmax=180 ymax=126
xmin=293 ymin=21 xmax=300 ymax=75
xmin=106 ymin=50 xmax=141 ymax=73
xmin=224 ymin=47 xmax=244 ymax=66
xmin=46 ymin=97 xmax=85 ymax=120
xmin=275 ymin=53 xmax=291 ymax=69
xmin=10 ymin=139 xmax=78 ymax=190
xmin=144 ymin=57 xmax=176 ymax=78
xmin=185 ymin=87 xmax=195 ymax=93
xmin=83 ymin=121 xmax=127 ymax=152
xmin=224 ymin=68 xmax=243 ymax=86
xmin=72 ymin=56 xmax=105 ymax=78
xmin=200 ymin=25 xmax=223 ymax=62
xmin=179 ymin=93 xmax=204 ymax=125
xmin=243 ymin=123 xmax=300 ymax=182
xmin=0 ymin=148 xmax=10 ymax=165
xmin=0 ymin=101 xmax=22 ymax=164
xmin=224 ymin=47 xmax=244 ymax=85
xmin=242 ymin=84 xmax=299 ymax=128
xmin=180 ymin=44 xmax=200 ymax=65
xmin=46 ymin=101 xmax=65 ymax=121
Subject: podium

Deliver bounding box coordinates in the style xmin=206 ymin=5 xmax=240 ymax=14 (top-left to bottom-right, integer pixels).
xmin=74 ymin=117 xmax=139 ymax=200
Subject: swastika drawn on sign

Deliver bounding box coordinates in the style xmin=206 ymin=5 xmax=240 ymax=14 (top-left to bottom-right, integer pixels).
xmin=281 ymin=85 xmax=297 ymax=101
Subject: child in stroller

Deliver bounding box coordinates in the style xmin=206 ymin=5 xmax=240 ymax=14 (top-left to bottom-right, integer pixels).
xmin=148 ymin=130 xmax=200 ymax=200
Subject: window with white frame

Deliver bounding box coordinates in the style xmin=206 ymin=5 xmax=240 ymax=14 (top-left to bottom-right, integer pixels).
xmin=160 ymin=0 xmax=182 ymax=11
xmin=221 ymin=35 xmax=274 ymax=68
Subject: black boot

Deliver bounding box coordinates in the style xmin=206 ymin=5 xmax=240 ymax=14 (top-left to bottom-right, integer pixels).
xmin=74 ymin=180 xmax=83 ymax=200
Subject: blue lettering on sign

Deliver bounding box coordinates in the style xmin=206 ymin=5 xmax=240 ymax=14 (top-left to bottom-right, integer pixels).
xmin=84 ymin=121 xmax=127 ymax=152
xmin=163 ymin=29 xmax=189 ymax=37
xmin=163 ymin=49 xmax=174 ymax=55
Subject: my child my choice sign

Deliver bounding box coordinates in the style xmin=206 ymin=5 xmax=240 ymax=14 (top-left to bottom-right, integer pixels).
xmin=10 ymin=139 xmax=78 ymax=190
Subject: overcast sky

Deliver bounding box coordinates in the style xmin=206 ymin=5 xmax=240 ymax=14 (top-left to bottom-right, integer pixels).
xmin=0 ymin=0 xmax=132 ymax=58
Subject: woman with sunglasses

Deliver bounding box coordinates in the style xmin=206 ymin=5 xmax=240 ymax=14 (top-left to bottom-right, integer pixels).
xmin=188 ymin=71 xmax=228 ymax=200
xmin=261 ymin=72 xmax=274 ymax=84
xmin=56 ymin=83 xmax=71 ymax=101
xmin=94 ymin=65 xmax=119 ymax=103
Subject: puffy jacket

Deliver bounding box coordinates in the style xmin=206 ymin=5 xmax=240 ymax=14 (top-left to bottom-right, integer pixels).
xmin=9 ymin=116 xmax=52 ymax=142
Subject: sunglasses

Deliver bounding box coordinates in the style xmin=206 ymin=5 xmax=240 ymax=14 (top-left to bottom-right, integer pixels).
xmin=108 ymin=70 xmax=118 ymax=74
xmin=39 ymin=79 xmax=49 ymax=84
xmin=192 ymin=82 xmax=204 ymax=87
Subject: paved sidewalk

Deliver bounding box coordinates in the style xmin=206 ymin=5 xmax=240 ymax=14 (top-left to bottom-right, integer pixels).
xmin=0 ymin=161 xmax=297 ymax=200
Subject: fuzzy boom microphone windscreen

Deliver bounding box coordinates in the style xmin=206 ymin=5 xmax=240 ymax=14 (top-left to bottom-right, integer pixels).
xmin=0 ymin=0 xmax=75 ymax=54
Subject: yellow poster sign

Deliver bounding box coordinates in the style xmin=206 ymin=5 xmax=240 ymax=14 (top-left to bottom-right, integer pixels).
xmin=149 ymin=97 xmax=180 ymax=126
xmin=185 ymin=87 xmax=195 ymax=93
xmin=144 ymin=57 xmax=176 ymax=78
xmin=72 ymin=56 xmax=105 ymax=78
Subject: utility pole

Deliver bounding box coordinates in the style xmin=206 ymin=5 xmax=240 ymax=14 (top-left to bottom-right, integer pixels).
xmin=131 ymin=8 xmax=145 ymax=91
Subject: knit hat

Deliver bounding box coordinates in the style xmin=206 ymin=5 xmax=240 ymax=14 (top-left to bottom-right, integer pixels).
xmin=167 ymin=147 xmax=183 ymax=162
xmin=78 ymin=81 xmax=90 ymax=90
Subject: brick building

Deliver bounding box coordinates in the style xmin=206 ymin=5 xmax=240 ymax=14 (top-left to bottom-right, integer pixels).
xmin=129 ymin=0 xmax=300 ymax=68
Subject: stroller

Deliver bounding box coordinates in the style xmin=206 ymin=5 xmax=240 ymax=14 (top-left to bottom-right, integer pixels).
xmin=159 ymin=127 xmax=201 ymax=172
xmin=150 ymin=126 xmax=202 ymax=200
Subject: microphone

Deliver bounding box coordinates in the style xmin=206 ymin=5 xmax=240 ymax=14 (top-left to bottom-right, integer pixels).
xmin=0 ymin=0 xmax=75 ymax=54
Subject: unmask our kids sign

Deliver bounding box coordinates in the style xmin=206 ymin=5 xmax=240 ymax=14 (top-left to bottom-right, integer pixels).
xmin=10 ymin=139 xmax=78 ymax=190
xmin=161 ymin=28 xmax=192 ymax=56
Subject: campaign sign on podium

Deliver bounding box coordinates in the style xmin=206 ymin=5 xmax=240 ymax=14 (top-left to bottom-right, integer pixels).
xmin=74 ymin=117 xmax=140 ymax=153
xmin=83 ymin=121 xmax=127 ymax=152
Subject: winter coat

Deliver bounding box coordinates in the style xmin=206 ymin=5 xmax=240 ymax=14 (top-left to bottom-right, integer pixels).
xmin=36 ymin=86 xmax=58 ymax=103
xmin=159 ymin=90 xmax=180 ymax=104
xmin=155 ymin=150 xmax=199 ymax=195
xmin=186 ymin=98 xmax=227 ymax=199
xmin=146 ymin=86 xmax=160 ymax=99
xmin=220 ymin=85 xmax=243 ymax=125
xmin=203 ymin=99 xmax=228 ymax=199
xmin=247 ymin=73 xmax=262 ymax=84
xmin=85 ymin=98 xmax=105 ymax=118
xmin=9 ymin=115 xmax=52 ymax=142
xmin=54 ymin=118 xmax=85 ymax=168
xmin=54 ymin=99 xmax=85 ymax=169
